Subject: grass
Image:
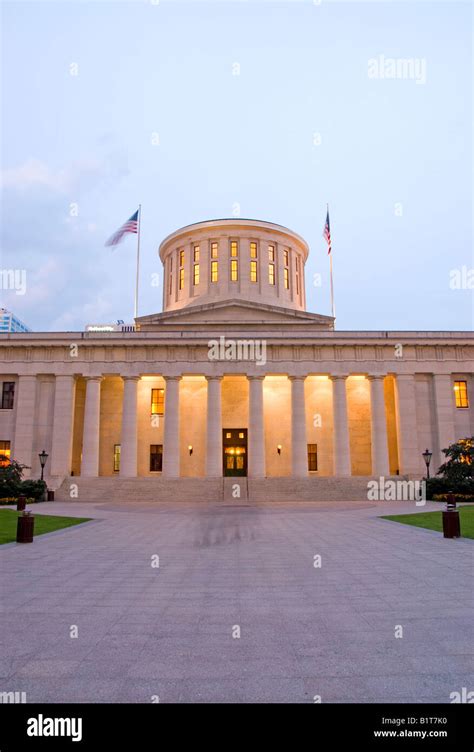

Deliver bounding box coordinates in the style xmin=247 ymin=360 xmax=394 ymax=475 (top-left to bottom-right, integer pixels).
xmin=381 ymin=505 xmax=474 ymax=540
xmin=0 ymin=508 xmax=92 ymax=545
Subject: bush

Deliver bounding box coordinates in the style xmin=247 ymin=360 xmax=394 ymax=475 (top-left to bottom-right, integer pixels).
xmin=0 ymin=497 xmax=35 ymax=506
xmin=426 ymin=476 xmax=474 ymax=499
xmin=432 ymin=493 xmax=474 ymax=503
xmin=0 ymin=459 xmax=47 ymax=501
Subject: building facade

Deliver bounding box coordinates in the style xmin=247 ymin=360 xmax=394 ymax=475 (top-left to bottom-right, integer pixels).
xmin=0 ymin=308 xmax=31 ymax=333
xmin=0 ymin=219 xmax=472 ymax=499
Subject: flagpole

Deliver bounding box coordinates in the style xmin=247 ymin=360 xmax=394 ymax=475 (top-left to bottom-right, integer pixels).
xmin=134 ymin=204 xmax=141 ymax=321
xmin=328 ymin=203 xmax=335 ymax=320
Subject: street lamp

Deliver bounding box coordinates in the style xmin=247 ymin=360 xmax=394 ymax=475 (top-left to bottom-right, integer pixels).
xmin=422 ymin=448 xmax=432 ymax=479
xmin=38 ymin=450 xmax=49 ymax=482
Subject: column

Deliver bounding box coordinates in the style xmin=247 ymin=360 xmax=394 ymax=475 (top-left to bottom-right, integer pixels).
xmin=206 ymin=376 xmax=222 ymax=477
xmin=432 ymin=373 xmax=456 ymax=472
xmin=162 ymin=376 xmax=181 ymax=477
xmin=81 ymin=377 xmax=102 ymax=477
xmin=331 ymin=375 xmax=351 ymax=476
xmin=290 ymin=376 xmax=308 ymax=477
xmin=120 ymin=376 xmax=140 ymax=477
xmin=368 ymin=375 xmax=390 ymax=476
xmin=248 ymin=376 xmax=265 ymax=477
xmin=13 ymin=375 xmax=37 ymax=478
xmin=50 ymin=375 xmax=76 ymax=477
xmin=394 ymin=374 xmax=419 ymax=476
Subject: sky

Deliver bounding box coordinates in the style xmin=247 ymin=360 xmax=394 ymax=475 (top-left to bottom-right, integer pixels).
xmin=1 ymin=0 xmax=472 ymax=332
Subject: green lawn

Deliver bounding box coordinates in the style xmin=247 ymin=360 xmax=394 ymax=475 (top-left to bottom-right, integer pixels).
xmin=381 ymin=505 xmax=474 ymax=540
xmin=0 ymin=509 xmax=92 ymax=544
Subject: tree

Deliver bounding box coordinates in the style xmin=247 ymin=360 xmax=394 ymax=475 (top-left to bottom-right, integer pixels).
xmin=437 ymin=437 xmax=474 ymax=482
xmin=0 ymin=458 xmax=46 ymax=501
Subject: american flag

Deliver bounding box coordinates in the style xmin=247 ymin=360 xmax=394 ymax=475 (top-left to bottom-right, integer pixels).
xmin=105 ymin=210 xmax=139 ymax=247
xmin=323 ymin=208 xmax=331 ymax=255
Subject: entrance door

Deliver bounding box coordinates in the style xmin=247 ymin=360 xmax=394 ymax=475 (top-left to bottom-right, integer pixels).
xmin=223 ymin=429 xmax=247 ymax=477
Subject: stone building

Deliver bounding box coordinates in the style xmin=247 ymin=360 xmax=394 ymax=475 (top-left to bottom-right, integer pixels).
xmin=0 ymin=219 xmax=472 ymax=501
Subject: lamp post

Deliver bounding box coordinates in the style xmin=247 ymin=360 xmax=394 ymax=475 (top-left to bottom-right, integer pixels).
xmin=422 ymin=448 xmax=432 ymax=479
xmin=38 ymin=450 xmax=49 ymax=482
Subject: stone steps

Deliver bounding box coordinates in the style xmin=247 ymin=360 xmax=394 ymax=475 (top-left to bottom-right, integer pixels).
xmin=54 ymin=475 xmax=405 ymax=503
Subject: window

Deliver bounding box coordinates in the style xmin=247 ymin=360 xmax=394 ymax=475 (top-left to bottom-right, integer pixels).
xmin=230 ymin=240 xmax=238 ymax=257
xmin=1 ymin=382 xmax=15 ymax=409
xmin=284 ymin=268 xmax=289 ymax=289
xmin=0 ymin=440 xmax=11 ymax=466
xmin=268 ymin=244 xmax=275 ymax=262
xmin=178 ymin=250 xmax=185 ymax=290
xmin=211 ymin=242 xmax=218 ymax=259
xmin=250 ymin=260 xmax=258 ymax=283
xmin=454 ymin=380 xmax=469 ymax=408
xmin=211 ymin=260 xmax=218 ymax=282
xmin=295 ymin=257 xmax=300 ymax=295
xmin=230 ymin=259 xmax=238 ymax=282
xmin=193 ymin=245 xmax=200 ymax=262
xmin=250 ymin=242 xmax=257 ymax=259
xmin=179 ymin=249 xmax=185 ymax=267
xmin=283 ymin=249 xmax=289 ymax=267
xmin=151 ymin=388 xmax=164 ymax=415
xmin=113 ymin=444 xmax=121 ymax=472
xmin=150 ymin=444 xmax=163 ymax=472
xmin=179 ymin=268 xmax=184 ymax=290
xmin=169 ymin=258 xmax=173 ymax=295
xmin=308 ymin=444 xmax=318 ymax=471
xmin=268 ymin=264 xmax=275 ymax=285
xmin=193 ymin=264 xmax=200 ymax=285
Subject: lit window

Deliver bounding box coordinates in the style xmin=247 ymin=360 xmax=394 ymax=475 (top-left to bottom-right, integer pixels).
xmin=179 ymin=249 xmax=185 ymax=267
xmin=151 ymin=388 xmax=164 ymax=415
xmin=454 ymin=380 xmax=469 ymax=408
xmin=250 ymin=242 xmax=257 ymax=258
xmin=230 ymin=240 xmax=238 ymax=257
xmin=150 ymin=444 xmax=163 ymax=472
xmin=169 ymin=258 xmax=173 ymax=295
xmin=284 ymin=249 xmax=289 ymax=266
xmin=0 ymin=440 xmax=11 ymax=466
xmin=211 ymin=260 xmax=218 ymax=282
xmin=113 ymin=444 xmax=121 ymax=472
xmin=179 ymin=268 xmax=184 ymax=290
xmin=1 ymin=382 xmax=15 ymax=409
xmin=268 ymin=244 xmax=275 ymax=262
xmin=193 ymin=245 xmax=200 ymax=262
xmin=226 ymin=432 xmax=231 ymax=439
xmin=230 ymin=259 xmax=238 ymax=282
xmin=239 ymin=432 xmax=244 ymax=439
xmin=250 ymin=260 xmax=258 ymax=282
xmin=193 ymin=264 xmax=200 ymax=285
xmin=284 ymin=268 xmax=289 ymax=289
xmin=211 ymin=242 xmax=218 ymax=259
xmin=296 ymin=271 xmax=299 ymax=295
xmin=268 ymin=263 xmax=275 ymax=285
xmin=307 ymin=444 xmax=318 ymax=471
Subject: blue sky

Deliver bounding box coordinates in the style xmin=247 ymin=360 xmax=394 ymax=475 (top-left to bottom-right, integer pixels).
xmin=1 ymin=0 xmax=472 ymax=331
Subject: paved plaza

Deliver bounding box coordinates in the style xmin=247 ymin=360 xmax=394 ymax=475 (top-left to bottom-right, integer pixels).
xmin=0 ymin=500 xmax=472 ymax=703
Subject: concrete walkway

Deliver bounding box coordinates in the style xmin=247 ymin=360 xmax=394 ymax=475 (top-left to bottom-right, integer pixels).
xmin=0 ymin=500 xmax=472 ymax=703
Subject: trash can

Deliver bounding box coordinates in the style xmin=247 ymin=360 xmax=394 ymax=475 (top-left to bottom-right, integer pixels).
xmin=17 ymin=512 xmax=34 ymax=543
xmin=442 ymin=494 xmax=461 ymax=538
xmin=16 ymin=495 xmax=26 ymax=512
xmin=47 ymin=490 xmax=55 ymax=502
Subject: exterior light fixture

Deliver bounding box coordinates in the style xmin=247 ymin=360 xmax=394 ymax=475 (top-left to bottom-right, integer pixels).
xmin=277 ymin=444 xmax=282 ymax=455
xmin=188 ymin=445 xmax=193 ymax=456
xmin=422 ymin=448 xmax=432 ymax=479
xmin=38 ymin=450 xmax=49 ymax=482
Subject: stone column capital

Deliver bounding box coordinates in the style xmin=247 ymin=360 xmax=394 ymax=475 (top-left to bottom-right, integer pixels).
xmin=329 ymin=374 xmax=349 ymax=382
xmin=288 ymin=375 xmax=307 ymax=382
xmin=121 ymin=375 xmax=141 ymax=382
xmin=163 ymin=375 xmax=182 ymax=382
xmin=367 ymin=374 xmax=387 ymax=381
xmin=205 ymin=375 xmax=223 ymax=382
xmin=84 ymin=375 xmax=103 ymax=383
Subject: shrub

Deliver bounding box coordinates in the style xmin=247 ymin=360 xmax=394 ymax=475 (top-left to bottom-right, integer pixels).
xmin=0 ymin=459 xmax=47 ymax=501
xmin=432 ymin=493 xmax=474 ymax=503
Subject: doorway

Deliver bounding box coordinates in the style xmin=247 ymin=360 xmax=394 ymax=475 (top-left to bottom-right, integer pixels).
xmin=223 ymin=428 xmax=247 ymax=476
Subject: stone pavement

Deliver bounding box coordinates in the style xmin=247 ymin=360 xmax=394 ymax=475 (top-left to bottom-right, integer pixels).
xmin=0 ymin=500 xmax=472 ymax=703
